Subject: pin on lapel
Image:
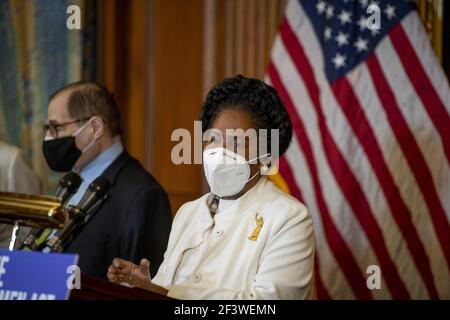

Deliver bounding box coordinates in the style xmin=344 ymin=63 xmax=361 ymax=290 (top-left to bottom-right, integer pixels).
xmin=248 ymin=214 xmax=264 ymax=241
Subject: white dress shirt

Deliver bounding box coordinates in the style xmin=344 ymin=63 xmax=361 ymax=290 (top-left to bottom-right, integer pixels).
xmin=152 ymin=177 xmax=315 ymax=299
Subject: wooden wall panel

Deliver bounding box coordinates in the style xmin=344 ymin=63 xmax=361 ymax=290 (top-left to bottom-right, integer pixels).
xmin=148 ymin=0 xmax=205 ymax=212
xmin=204 ymin=0 xmax=287 ymax=92
xmin=99 ymin=0 xmax=147 ymax=164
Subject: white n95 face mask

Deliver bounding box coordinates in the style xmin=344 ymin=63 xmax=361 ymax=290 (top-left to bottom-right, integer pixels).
xmin=202 ymin=147 xmax=269 ymax=198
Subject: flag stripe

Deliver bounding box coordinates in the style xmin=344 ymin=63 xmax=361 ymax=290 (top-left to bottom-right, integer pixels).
xmin=373 ymin=37 xmax=450 ymax=296
xmin=389 ymin=24 xmax=450 ymax=165
xmin=347 ymin=62 xmax=432 ymax=298
xmin=387 ymin=25 xmax=450 ymax=270
xmin=285 ymin=134 xmax=359 ymax=299
xmin=268 ymin=62 xmax=373 ymax=299
xmin=375 ymin=36 xmax=450 ymax=221
xmin=367 ymin=53 xmax=448 ymax=292
xmin=400 ymin=13 xmax=450 ymax=118
xmin=314 ymin=255 xmax=331 ymax=300
xmin=332 ymin=74 xmax=439 ymax=299
xmin=280 ymin=19 xmax=410 ymax=299
xmin=279 ymin=156 xmax=304 ymax=203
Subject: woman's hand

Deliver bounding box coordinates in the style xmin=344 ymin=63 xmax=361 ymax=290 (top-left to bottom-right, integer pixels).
xmin=107 ymin=257 xmax=151 ymax=288
xmin=107 ymin=257 xmax=169 ymax=296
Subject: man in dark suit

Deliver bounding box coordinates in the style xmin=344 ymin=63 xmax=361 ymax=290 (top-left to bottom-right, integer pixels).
xmin=42 ymin=81 xmax=172 ymax=278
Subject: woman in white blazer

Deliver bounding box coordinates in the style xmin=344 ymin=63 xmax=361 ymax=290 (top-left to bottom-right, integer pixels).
xmin=107 ymin=75 xmax=315 ymax=300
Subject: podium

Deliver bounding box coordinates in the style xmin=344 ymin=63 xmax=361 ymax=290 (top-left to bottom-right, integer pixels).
xmin=70 ymin=274 xmax=172 ymax=300
xmin=0 ymin=192 xmax=67 ymax=250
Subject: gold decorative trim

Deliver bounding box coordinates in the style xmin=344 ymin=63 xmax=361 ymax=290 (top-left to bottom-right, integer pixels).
xmin=417 ymin=0 xmax=443 ymax=63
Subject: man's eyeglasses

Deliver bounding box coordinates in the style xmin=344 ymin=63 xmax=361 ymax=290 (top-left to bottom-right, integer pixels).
xmin=43 ymin=117 xmax=91 ymax=139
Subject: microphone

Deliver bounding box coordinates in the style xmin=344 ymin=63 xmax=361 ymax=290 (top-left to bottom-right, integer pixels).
xmin=55 ymin=172 xmax=83 ymax=204
xmin=75 ymin=176 xmax=110 ymax=215
xmin=21 ymin=172 xmax=82 ymax=250
xmin=44 ymin=176 xmax=111 ymax=252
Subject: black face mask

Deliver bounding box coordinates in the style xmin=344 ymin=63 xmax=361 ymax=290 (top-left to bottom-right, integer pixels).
xmin=42 ymin=137 xmax=82 ymax=172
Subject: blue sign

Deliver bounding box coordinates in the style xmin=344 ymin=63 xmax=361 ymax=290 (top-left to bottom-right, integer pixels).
xmin=0 ymin=249 xmax=78 ymax=300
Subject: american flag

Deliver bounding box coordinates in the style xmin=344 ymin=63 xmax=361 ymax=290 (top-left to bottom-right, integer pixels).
xmin=268 ymin=0 xmax=450 ymax=299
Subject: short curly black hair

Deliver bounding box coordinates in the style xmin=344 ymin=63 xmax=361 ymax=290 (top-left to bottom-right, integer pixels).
xmin=200 ymin=75 xmax=293 ymax=157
